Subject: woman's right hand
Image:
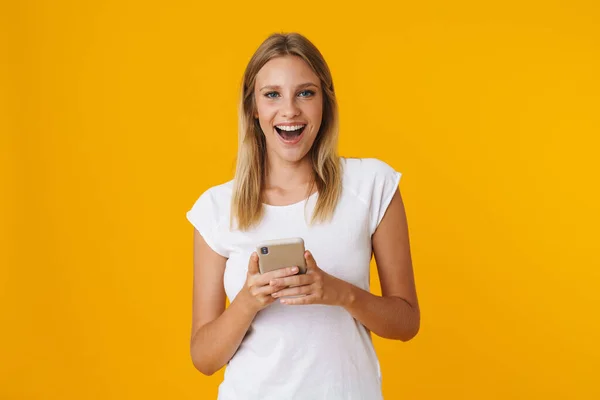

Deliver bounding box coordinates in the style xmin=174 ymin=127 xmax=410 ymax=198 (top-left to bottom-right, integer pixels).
xmin=237 ymin=252 xmax=299 ymax=315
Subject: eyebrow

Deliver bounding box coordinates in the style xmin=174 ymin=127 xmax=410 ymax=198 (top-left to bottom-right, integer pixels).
xmin=259 ymin=82 xmax=319 ymax=91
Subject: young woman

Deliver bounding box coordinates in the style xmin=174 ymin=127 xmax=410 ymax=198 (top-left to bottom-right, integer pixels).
xmin=186 ymin=32 xmax=420 ymax=400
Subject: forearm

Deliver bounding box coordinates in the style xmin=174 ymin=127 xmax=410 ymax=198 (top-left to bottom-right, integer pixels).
xmin=342 ymin=284 xmax=420 ymax=341
xmin=190 ymin=297 xmax=256 ymax=375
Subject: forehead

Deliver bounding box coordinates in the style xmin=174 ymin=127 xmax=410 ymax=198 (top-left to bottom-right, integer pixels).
xmin=255 ymin=55 xmax=319 ymax=88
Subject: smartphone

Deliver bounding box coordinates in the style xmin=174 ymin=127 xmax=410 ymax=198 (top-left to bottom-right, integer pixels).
xmin=256 ymin=237 xmax=307 ymax=275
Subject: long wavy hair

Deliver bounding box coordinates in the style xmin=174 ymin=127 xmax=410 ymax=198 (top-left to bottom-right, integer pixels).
xmin=231 ymin=32 xmax=342 ymax=231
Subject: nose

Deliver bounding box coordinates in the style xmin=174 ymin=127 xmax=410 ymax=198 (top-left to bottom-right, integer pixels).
xmin=280 ymin=96 xmax=301 ymax=119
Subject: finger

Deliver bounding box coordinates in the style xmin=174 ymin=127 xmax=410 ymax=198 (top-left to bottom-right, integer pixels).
xmin=304 ymin=250 xmax=319 ymax=271
xmin=247 ymin=252 xmax=259 ymax=275
xmin=253 ymin=282 xmax=288 ymax=297
xmin=270 ymin=274 xmax=311 ymax=287
xmin=252 ymin=291 xmax=278 ymax=308
xmin=272 ymin=284 xmax=313 ymax=298
xmin=256 ymin=266 xmax=299 ymax=286
xmin=280 ymin=294 xmax=317 ymax=305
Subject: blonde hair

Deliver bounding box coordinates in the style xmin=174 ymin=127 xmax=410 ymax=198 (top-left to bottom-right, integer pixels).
xmin=231 ymin=32 xmax=342 ymax=231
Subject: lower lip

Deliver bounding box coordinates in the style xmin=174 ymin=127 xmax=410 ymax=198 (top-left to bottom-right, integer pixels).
xmin=275 ymin=128 xmax=305 ymax=145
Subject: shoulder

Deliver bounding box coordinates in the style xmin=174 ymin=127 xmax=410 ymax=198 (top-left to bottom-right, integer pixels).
xmin=342 ymin=157 xmax=398 ymax=178
xmin=198 ymin=180 xmax=234 ymax=204
xmin=186 ymin=180 xmax=234 ymax=232
xmin=341 ymin=157 xmax=402 ymax=195
xmin=341 ymin=157 xmax=403 ymax=234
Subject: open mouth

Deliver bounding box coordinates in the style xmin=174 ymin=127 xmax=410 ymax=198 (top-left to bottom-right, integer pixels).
xmin=275 ymin=125 xmax=306 ymax=143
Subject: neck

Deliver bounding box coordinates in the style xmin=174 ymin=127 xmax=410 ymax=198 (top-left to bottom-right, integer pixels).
xmin=264 ymin=155 xmax=314 ymax=190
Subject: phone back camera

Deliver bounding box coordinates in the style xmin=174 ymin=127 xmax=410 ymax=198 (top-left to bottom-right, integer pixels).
xmin=261 ymin=247 xmax=269 ymax=255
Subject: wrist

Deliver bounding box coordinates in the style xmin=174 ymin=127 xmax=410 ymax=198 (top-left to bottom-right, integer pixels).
xmin=339 ymin=280 xmax=357 ymax=308
xmin=233 ymin=290 xmax=259 ymax=319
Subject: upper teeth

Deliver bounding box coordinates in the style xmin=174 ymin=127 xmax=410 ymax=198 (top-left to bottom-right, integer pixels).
xmin=276 ymin=125 xmax=305 ymax=131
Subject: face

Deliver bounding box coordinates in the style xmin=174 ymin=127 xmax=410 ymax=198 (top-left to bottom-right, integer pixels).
xmin=254 ymin=55 xmax=323 ymax=164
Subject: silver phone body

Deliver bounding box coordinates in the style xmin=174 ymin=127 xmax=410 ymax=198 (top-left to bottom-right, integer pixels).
xmin=256 ymin=237 xmax=307 ymax=275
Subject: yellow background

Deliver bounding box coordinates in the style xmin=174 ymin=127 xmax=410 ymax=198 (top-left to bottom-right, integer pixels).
xmin=2 ymin=0 xmax=599 ymax=399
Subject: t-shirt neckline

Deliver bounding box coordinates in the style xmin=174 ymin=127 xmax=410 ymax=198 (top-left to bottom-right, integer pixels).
xmin=262 ymin=190 xmax=318 ymax=210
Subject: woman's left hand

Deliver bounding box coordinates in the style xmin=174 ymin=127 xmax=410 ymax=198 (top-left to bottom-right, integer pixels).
xmin=269 ymin=250 xmax=351 ymax=306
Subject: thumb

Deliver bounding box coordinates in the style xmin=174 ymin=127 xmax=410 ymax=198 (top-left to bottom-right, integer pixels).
xmin=248 ymin=252 xmax=260 ymax=275
xmin=304 ymin=250 xmax=319 ymax=271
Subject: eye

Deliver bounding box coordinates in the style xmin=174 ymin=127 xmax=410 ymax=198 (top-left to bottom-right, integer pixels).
xmin=298 ymin=90 xmax=315 ymax=97
xmin=264 ymin=91 xmax=279 ymax=99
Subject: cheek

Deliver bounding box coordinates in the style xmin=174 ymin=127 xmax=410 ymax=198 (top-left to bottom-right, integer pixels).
xmin=256 ymin=110 xmax=276 ymax=135
xmin=256 ymin=102 xmax=276 ymax=121
xmin=307 ymin=103 xmax=323 ymax=126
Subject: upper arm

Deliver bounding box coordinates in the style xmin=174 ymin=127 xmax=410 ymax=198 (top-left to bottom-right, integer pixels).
xmin=372 ymin=188 xmax=419 ymax=311
xmin=191 ymin=228 xmax=227 ymax=339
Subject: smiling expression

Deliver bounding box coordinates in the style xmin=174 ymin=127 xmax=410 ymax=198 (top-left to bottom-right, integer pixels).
xmin=254 ymin=55 xmax=323 ymax=163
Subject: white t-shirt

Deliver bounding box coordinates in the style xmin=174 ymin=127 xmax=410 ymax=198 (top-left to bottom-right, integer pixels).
xmin=186 ymin=157 xmax=402 ymax=400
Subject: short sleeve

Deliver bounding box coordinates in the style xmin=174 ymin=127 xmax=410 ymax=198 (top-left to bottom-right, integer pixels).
xmin=368 ymin=159 xmax=402 ymax=235
xmin=186 ymin=189 xmax=228 ymax=257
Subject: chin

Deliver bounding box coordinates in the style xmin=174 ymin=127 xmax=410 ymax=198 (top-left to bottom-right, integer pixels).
xmin=277 ymin=148 xmax=311 ymax=163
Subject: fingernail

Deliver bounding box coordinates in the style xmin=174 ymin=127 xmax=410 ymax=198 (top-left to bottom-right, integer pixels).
xmin=291 ymin=266 xmax=298 ymax=272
